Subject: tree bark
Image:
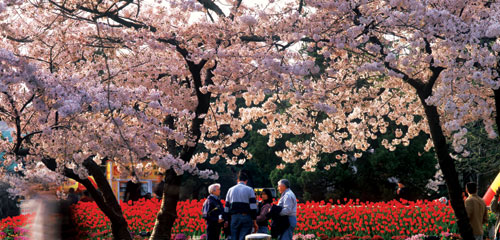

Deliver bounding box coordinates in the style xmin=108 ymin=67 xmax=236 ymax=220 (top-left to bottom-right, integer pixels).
xmin=82 ymin=158 xmax=132 ymax=240
xmin=494 ymin=88 xmax=500 ymax=136
xmin=417 ymin=93 xmax=474 ymax=240
xmin=149 ymin=56 xmax=216 ymax=240
xmin=149 ymin=169 xmax=182 ymax=240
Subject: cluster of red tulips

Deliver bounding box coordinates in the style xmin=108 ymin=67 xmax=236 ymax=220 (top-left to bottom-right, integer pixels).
xmin=0 ymin=198 xmax=481 ymax=239
xmin=0 ymin=213 xmax=32 ymax=239
xmin=295 ymin=199 xmax=461 ymax=239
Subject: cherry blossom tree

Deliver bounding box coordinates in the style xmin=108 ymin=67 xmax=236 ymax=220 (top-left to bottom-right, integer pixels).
xmin=0 ymin=0 xmax=309 ymax=239
xmin=2 ymin=0 xmax=500 ymax=239
xmin=243 ymin=1 xmax=500 ymax=239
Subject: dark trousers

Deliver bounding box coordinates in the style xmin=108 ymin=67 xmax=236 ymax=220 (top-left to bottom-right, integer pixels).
xmin=206 ymin=221 xmax=221 ymax=240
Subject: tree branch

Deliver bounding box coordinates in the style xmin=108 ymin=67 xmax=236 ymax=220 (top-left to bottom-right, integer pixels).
xmin=19 ymin=93 xmax=36 ymax=113
xmin=197 ymin=0 xmax=225 ymax=17
xmin=179 ymin=60 xmax=217 ymax=161
xmin=298 ymin=0 xmax=305 ymax=14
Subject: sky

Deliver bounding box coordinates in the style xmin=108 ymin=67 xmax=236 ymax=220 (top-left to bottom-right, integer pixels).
xmin=0 ymin=121 xmax=12 ymax=132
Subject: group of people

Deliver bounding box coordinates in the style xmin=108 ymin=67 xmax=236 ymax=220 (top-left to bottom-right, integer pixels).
xmin=202 ymin=172 xmax=296 ymax=240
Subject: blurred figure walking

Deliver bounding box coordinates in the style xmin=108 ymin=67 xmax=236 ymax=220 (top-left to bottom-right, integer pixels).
xmin=22 ymin=184 xmax=60 ymax=240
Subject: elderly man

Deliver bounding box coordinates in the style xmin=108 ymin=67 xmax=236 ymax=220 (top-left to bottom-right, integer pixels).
xmin=202 ymin=183 xmax=224 ymax=240
xmin=277 ymin=179 xmax=297 ymax=240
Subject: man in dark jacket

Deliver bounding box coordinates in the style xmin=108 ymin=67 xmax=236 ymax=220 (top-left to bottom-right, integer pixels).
xmin=124 ymin=176 xmax=142 ymax=202
xmin=266 ymin=205 xmax=290 ymax=238
xmin=202 ymin=183 xmax=224 ymax=240
xmin=153 ymin=174 xmax=165 ymax=200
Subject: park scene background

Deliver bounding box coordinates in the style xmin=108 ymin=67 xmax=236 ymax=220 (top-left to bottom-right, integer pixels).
xmin=1 ymin=0 xmax=500 ymax=239
xmin=1 ymin=120 xmax=499 ymax=239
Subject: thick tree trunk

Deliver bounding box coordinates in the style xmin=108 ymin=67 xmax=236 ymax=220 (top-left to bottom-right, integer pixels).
xmin=417 ymin=94 xmax=474 ymax=240
xmin=149 ymin=169 xmax=182 ymax=240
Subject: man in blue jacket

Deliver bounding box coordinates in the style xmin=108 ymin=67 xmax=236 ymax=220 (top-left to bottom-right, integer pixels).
xmin=225 ymin=172 xmax=258 ymax=240
xmin=202 ymin=183 xmax=224 ymax=240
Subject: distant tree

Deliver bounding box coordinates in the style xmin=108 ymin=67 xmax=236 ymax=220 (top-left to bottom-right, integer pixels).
xmin=455 ymin=122 xmax=500 ymax=194
xmin=0 ymin=182 xmax=19 ymax=219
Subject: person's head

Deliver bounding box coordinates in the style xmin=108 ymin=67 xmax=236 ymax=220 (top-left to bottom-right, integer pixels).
xmin=157 ymin=173 xmax=164 ymax=181
xmin=466 ymin=182 xmax=478 ymax=195
xmin=208 ymin=183 xmax=221 ymax=197
xmin=397 ymin=181 xmax=405 ymax=188
xmin=237 ymin=172 xmax=249 ymax=184
xmin=69 ymin=188 xmax=75 ymax=194
xmin=278 ymin=179 xmax=290 ymax=194
xmin=261 ymin=189 xmax=273 ymax=204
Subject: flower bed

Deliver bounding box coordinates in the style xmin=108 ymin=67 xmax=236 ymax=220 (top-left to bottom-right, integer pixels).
xmin=0 ymin=214 xmax=32 ymax=240
xmin=0 ymin=199 xmax=489 ymax=239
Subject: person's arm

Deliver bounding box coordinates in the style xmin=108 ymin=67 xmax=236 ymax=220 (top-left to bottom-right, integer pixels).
xmin=256 ymin=204 xmax=271 ymax=222
xmin=464 ymin=199 xmax=472 ymax=219
xmin=248 ymin=188 xmax=259 ymax=233
xmin=483 ymin=204 xmax=489 ymax=225
xmin=224 ymin=189 xmax=232 ymax=220
xmin=202 ymin=199 xmax=210 ymax=220
xmin=249 ymin=189 xmax=258 ymax=219
xmin=279 ymin=193 xmax=294 ymax=216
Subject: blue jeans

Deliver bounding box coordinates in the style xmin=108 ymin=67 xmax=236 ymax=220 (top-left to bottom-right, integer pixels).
xmin=231 ymin=214 xmax=252 ymax=240
xmin=278 ymin=216 xmax=296 ymax=240
xmin=257 ymin=226 xmax=268 ymax=234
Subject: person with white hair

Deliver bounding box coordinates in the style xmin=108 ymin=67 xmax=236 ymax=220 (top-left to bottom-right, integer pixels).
xmin=202 ymin=183 xmax=224 ymax=240
xmin=277 ymin=179 xmax=297 ymax=240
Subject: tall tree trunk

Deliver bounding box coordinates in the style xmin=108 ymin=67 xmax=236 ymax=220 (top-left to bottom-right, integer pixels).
xmin=417 ymin=93 xmax=474 ymax=240
xmin=149 ymin=169 xmax=182 ymax=240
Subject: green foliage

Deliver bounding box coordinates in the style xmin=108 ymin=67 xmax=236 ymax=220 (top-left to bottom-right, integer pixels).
xmin=353 ymin=131 xmax=437 ymax=201
xmin=457 ymin=122 xmax=500 ymax=174
xmin=268 ymin=123 xmax=438 ymax=202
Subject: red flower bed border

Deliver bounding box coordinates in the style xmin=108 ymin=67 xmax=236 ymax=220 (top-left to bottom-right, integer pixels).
xmin=0 ymin=199 xmax=468 ymax=239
